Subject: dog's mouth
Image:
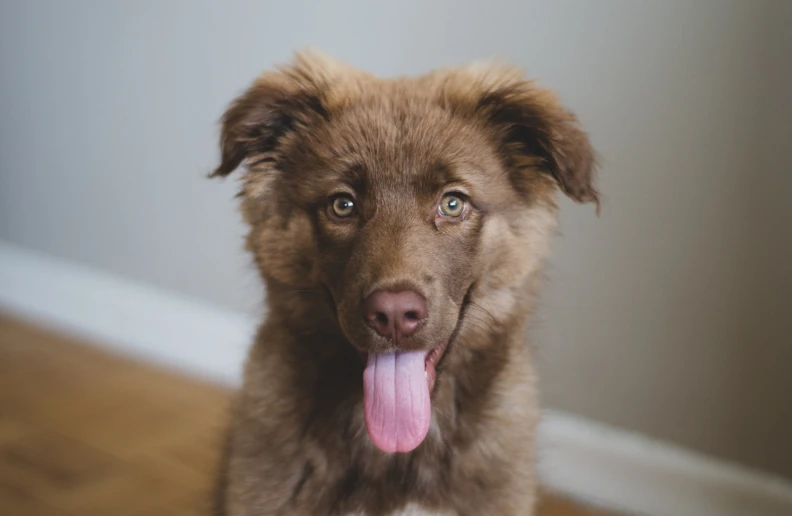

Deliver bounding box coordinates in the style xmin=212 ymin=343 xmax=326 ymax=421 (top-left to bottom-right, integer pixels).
xmin=358 ymin=339 xmax=448 ymax=391
xmin=361 ymin=340 xmax=449 ymax=454
xmin=358 ymin=289 xmax=472 ymax=454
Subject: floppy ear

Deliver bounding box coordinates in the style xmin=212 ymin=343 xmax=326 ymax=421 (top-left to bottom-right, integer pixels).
xmin=476 ymin=80 xmax=599 ymax=206
xmin=210 ymin=58 xmax=331 ymax=178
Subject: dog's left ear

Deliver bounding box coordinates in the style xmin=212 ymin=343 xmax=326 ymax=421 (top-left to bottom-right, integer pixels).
xmin=472 ymin=76 xmax=599 ymax=206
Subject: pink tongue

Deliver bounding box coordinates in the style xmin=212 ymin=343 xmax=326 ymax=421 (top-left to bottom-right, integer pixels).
xmin=363 ymin=350 xmax=431 ymax=453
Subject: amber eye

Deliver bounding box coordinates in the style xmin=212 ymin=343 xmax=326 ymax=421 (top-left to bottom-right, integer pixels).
xmin=438 ymin=194 xmax=466 ymax=217
xmin=330 ymin=195 xmax=356 ymax=218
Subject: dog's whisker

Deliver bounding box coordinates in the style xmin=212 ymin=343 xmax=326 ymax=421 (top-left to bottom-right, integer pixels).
xmin=461 ymin=310 xmax=499 ymax=335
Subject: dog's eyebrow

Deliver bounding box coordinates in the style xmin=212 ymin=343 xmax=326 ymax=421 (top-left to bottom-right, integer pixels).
xmin=345 ymin=167 xmax=368 ymax=195
xmin=421 ymin=161 xmax=478 ymax=193
xmin=326 ymin=165 xmax=367 ymax=197
xmin=452 ymin=159 xmax=491 ymax=177
xmin=419 ymin=161 xmax=458 ymax=190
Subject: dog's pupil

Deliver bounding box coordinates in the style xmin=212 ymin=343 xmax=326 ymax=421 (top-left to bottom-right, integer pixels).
xmin=335 ymin=198 xmax=353 ymax=214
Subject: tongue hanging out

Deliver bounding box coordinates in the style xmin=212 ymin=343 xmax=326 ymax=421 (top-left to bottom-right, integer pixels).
xmin=363 ymin=350 xmax=430 ymax=453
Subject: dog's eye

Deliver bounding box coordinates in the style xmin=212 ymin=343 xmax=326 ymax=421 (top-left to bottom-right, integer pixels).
xmin=330 ymin=195 xmax=357 ymax=218
xmin=438 ymin=194 xmax=466 ymax=218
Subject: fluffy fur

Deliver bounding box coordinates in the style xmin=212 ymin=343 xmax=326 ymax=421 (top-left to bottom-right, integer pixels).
xmin=211 ymin=50 xmax=598 ymax=516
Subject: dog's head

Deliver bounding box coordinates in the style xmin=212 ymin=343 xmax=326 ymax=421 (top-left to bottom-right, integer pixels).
xmin=213 ymin=51 xmax=597 ymax=453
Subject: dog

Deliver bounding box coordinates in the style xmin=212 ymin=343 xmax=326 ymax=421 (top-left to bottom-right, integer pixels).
xmin=211 ymin=50 xmax=598 ymax=516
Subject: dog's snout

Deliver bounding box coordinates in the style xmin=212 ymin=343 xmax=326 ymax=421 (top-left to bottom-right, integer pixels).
xmin=363 ymin=290 xmax=427 ymax=341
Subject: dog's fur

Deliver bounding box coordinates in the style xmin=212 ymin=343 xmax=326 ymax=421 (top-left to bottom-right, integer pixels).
xmin=211 ymin=51 xmax=598 ymax=516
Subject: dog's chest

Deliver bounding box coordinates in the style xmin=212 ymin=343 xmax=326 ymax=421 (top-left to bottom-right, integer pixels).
xmin=315 ymin=426 xmax=455 ymax=515
xmin=342 ymin=503 xmax=457 ymax=515
xmin=325 ymin=451 xmax=453 ymax=515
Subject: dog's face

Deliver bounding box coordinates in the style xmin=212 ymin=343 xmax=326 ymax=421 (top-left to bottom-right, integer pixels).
xmin=213 ymin=52 xmax=597 ymax=453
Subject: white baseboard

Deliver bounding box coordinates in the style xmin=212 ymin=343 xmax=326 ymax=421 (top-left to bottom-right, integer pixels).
xmin=537 ymin=412 xmax=792 ymax=516
xmin=0 ymin=241 xmax=256 ymax=385
xmin=2 ymin=240 xmax=792 ymax=516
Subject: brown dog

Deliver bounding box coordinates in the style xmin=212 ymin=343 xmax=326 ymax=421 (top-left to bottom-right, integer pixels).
xmin=211 ymin=51 xmax=597 ymax=516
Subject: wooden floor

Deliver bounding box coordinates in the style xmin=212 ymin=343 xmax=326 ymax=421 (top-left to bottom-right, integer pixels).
xmin=0 ymin=314 xmax=617 ymax=516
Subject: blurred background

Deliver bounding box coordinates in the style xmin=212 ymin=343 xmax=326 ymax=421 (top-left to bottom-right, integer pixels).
xmin=0 ymin=1 xmax=790 ymax=515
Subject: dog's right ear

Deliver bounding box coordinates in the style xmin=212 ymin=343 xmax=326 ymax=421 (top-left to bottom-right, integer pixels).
xmin=210 ymin=52 xmax=340 ymax=178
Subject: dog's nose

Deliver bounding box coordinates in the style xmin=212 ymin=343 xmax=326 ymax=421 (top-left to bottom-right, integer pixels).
xmin=363 ymin=290 xmax=427 ymax=340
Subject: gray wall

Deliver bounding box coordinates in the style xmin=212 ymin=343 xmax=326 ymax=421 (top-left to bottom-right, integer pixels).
xmin=1 ymin=1 xmax=790 ymax=478
xmin=539 ymin=0 xmax=792 ymax=478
